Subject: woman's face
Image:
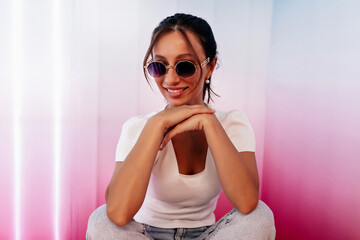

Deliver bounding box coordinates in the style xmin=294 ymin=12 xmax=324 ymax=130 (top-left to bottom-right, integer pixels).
xmin=152 ymin=30 xmax=211 ymax=108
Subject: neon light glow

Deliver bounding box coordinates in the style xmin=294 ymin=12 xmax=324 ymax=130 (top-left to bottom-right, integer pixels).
xmin=52 ymin=0 xmax=62 ymax=239
xmin=11 ymin=0 xmax=22 ymax=239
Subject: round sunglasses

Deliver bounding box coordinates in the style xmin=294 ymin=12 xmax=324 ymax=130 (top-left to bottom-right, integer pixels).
xmin=145 ymin=57 xmax=209 ymax=78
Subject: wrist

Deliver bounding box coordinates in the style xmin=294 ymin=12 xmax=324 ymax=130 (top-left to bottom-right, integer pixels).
xmin=148 ymin=114 xmax=167 ymax=131
xmin=201 ymin=113 xmax=217 ymax=130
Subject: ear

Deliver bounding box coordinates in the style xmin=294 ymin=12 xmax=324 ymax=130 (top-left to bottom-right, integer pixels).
xmin=206 ymin=57 xmax=217 ymax=79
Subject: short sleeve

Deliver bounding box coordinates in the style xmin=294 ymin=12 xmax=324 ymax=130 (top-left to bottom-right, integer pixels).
xmin=220 ymin=110 xmax=256 ymax=152
xmin=115 ymin=116 xmax=148 ymax=162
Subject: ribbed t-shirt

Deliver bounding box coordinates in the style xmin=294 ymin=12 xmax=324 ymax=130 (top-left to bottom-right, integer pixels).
xmin=115 ymin=109 xmax=256 ymax=228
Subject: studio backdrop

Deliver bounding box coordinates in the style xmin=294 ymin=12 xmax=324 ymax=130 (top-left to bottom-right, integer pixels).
xmin=1 ymin=0 xmax=359 ymax=239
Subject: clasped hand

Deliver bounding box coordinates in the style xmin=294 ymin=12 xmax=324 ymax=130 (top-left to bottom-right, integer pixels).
xmin=153 ymin=105 xmax=215 ymax=150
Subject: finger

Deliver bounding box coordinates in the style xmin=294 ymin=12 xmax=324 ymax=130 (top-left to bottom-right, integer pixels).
xmin=161 ymin=106 xmax=212 ymax=130
xmin=160 ymin=124 xmax=183 ymax=150
xmin=186 ymin=104 xmax=215 ymax=114
xmin=160 ymin=131 xmax=175 ymax=150
xmin=161 ymin=124 xmax=181 ymax=149
xmin=161 ymin=117 xmax=201 ymax=149
xmin=178 ymin=105 xmax=215 ymax=122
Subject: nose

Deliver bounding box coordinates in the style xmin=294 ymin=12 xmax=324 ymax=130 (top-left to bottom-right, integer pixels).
xmin=164 ymin=67 xmax=180 ymax=86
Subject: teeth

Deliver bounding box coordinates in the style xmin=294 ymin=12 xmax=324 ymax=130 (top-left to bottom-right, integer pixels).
xmin=167 ymin=88 xmax=184 ymax=93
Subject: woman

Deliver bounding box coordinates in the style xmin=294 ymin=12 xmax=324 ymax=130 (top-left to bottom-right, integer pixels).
xmin=87 ymin=13 xmax=275 ymax=239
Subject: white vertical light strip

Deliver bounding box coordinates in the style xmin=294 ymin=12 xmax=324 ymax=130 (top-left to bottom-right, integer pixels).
xmin=11 ymin=0 xmax=22 ymax=239
xmin=52 ymin=0 xmax=62 ymax=239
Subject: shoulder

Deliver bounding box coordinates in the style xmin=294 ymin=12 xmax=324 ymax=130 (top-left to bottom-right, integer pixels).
xmin=122 ymin=112 xmax=157 ymax=133
xmin=214 ymin=109 xmax=256 ymax=152
xmin=215 ymin=109 xmax=251 ymax=127
xmin=115 ymin=112 xmax=157 ymax=162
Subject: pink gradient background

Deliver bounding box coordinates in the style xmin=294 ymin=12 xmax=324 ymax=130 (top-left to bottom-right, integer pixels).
xmin=1 ymin=0 xmax=359 ymax=239
xmin=260 ymin=1 xmax=360 ymax=238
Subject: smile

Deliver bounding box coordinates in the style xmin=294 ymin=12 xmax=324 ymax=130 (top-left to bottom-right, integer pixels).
xmin=168 ymin=88 xmax=185 ymax=93
xmin=164 ymin=87 xmax=188 ymax=97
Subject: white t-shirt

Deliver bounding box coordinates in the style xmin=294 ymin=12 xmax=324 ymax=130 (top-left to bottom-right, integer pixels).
xmin=115 ymin=109 xmax=256 ymax=228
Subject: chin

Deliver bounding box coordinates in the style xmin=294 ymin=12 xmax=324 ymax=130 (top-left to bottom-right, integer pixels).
xmin=166 ymin=98 xmax=189 ymax=107
xmin=169 ymin=100 xmax=204 ymax=108
xmin=167 ymin=101 xmax=185 ymax=107
xmin=164 ymin=94 xmax=203 ymax=107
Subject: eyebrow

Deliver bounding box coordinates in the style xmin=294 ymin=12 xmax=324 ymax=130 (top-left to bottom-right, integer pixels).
xmin=154 ymin=53 xmax=196 ymax=60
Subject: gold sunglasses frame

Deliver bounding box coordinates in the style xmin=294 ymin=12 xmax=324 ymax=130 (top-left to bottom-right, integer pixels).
xmin=144 ymin=57 xmax=210 ymax=78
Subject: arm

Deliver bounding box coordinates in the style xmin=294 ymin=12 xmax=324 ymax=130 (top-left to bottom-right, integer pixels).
xmin=161 ymin=113 xmax=259 ymax=214
xmin=202 ymin=114 xmax=259 ymax=213
xmin=106 ymin=117 xmax=164 ymax=226
xmin=106 ymin=105 xmax=215 ymax=226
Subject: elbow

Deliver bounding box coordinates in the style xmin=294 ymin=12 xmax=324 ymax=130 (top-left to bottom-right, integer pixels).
xmin=236 ymin=196 xmax=259 ymax=215
xmin=238 ymin=202 xmax=258 ymax=214
xmin=106 ymin=205 xmax=132 ymax=226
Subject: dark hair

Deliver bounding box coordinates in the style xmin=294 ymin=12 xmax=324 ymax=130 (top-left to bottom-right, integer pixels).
xmin=143 ymin=13 xmax=219 ymax=103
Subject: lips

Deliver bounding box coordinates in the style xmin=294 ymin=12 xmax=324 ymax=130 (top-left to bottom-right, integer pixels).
xmin=164 ymin=87 xmax=188 ymax=97
xmin=167 ymin=88 xmax=184 ymax=93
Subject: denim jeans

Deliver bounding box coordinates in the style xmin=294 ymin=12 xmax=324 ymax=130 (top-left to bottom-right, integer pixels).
xmin=86 ymin=200 xmax=275 ymax=240
xmin=144 ymin=225 xmax=210 ymax=240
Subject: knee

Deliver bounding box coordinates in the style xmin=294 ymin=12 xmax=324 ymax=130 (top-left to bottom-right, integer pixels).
xmin=86 ymin=205 xmax=147 ymax=240
xmin=249 ymin=200 xmax=275 ymax=231
xmin=86 ymin=204 xmax=110 ymax=239
xmin=228 ymin=200 xmax=275 ymax=238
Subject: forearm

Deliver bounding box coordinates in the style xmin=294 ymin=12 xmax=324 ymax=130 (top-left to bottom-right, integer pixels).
xmin=203 ymin=115 xmax=259 ymax=213
xmin=106 ymin=117 xmax=164 ymax=225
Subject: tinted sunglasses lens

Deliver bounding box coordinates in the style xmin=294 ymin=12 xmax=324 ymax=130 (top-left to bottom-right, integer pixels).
xmin=147 ymin=62 xmax=166 ymax=77
xmin=176 ymin=61 xmax=196 ymax=78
